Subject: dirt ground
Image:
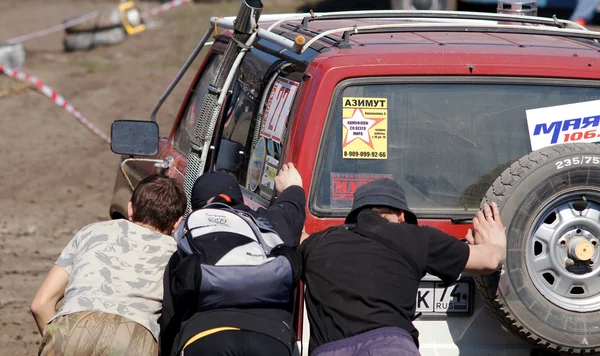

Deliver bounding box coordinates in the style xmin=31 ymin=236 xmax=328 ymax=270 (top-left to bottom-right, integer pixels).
xmin=0 ymin=0 xmax=300 ymax=354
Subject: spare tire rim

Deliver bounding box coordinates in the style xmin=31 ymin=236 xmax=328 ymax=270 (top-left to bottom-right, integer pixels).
xmin=526 ymin=190 xmax=600 ymax=312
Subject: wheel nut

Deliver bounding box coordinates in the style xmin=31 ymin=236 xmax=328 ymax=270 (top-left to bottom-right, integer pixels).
xmin=566 ymin=258 xmax=575 ymax=267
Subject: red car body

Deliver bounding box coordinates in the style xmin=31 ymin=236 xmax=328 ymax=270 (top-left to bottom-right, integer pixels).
xmin=110 ymin=11 xmax=600 ymax=356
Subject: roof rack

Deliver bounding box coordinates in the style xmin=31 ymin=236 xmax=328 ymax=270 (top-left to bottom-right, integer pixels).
xmin=332 ymin=24 xmax=600 ymax=50
xmin=298 ymin=10 xmax=577 ymax=29
xmin=210 ymin=10 xmax=598 ymax=55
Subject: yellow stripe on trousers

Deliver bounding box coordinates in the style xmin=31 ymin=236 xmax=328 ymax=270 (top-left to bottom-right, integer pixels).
xmin=183 ymin=327 xmax=241 ymax=350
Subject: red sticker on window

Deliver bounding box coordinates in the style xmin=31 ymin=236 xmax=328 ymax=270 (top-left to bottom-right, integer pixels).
xmin=260 ymin=78 xmax=300 ymax=144
xmin=330 ymin=172 xmax=393 ymax=207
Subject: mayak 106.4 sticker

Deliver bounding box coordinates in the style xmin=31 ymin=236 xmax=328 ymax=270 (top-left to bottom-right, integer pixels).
xmin=342 ymin=97 xmax=388 ymax=159
xmin=526 ymin=99 xmax=600 ymax=151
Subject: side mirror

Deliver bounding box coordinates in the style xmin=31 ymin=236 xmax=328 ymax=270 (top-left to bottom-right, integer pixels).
xmin=110 ymin=120 xmax=159 ymax=156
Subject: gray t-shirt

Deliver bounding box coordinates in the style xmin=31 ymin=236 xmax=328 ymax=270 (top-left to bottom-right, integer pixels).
xmin=52 ymin=219 xmax=177 ymax=340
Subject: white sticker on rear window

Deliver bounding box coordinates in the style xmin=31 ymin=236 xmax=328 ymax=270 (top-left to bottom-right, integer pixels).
xmin=526 ymin=100 xmax=600 ymax=151
xmin=260 ymin=78 xmax=300 ymax=144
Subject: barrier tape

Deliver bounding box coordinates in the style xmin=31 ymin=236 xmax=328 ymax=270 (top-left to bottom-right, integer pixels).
xmin=141 ymin=0 xmax=192 ymax=19
xmin=5 ymin=10 xmax=102 ymax=45
xmin=0 ymin=0 xmax=199 ymax=144
xmin=4 ymin=0 xmax=193 ymax=45
xmin=0 ymin=65 xmax=111 ymax=144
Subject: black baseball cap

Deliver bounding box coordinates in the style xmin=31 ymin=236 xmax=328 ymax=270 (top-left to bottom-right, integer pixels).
xmin=190 ymin=171 xmax=244 ymax=210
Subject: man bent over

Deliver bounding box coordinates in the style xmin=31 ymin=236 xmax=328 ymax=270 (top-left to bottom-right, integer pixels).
xmin=31 ymin=174 xmax=186 ymax=356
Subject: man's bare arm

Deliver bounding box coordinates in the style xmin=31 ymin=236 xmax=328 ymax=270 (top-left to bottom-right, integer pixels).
xmin=31 ymin=265 xmax=69 ymax=335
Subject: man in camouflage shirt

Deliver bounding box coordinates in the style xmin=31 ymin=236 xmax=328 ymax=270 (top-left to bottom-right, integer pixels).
xmin=31 ymin=174 xmax=187 ymax=356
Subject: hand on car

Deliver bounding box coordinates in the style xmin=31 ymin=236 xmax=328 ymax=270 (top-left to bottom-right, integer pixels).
xmin=275 ymin=162 xmax=303 ymax=194
xmin=464 ymin=202 xmax=506 ymax=248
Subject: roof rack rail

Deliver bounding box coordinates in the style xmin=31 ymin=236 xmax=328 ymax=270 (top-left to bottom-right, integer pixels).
xmin=210 ymin=10 xmax=595 ymax=55
xmin=299 ymin=10 xmax=577 ymax=30
xmin=317 ymin=23 xmax=600 ymax=52
xmin=280 ymin=23 xmax=339 ymax=46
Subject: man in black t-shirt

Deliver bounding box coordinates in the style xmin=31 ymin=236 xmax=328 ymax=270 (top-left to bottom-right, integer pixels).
xmin=300 ymin=178 xmax=506 ymax=356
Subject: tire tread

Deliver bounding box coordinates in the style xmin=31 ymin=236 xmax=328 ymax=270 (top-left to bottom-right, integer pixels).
xmin=477 ymin=143 xmax=600 ymax=355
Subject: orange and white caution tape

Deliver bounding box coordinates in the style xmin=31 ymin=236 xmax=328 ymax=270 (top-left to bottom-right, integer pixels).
xmin=0 ymin=65 xmax=111 ymax=144
xmin=141 ymin=0 xmax=192 ymax=19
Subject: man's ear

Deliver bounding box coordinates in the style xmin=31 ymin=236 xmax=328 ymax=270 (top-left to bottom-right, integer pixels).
xmin=172 ymin=216 xmax=184 ymax=233
xmin=127 ymin=202 xmax=134 ymax=221
xmin=398 ymin=210 xmax=406 ymax=223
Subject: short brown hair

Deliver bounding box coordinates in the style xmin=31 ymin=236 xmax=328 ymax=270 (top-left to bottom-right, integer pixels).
xmin=130 ymin=175 xmax=187 ymax=233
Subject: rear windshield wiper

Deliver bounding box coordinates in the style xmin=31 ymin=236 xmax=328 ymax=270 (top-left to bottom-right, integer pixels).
xmin=450 ymin=217 xmax=473 ymax=224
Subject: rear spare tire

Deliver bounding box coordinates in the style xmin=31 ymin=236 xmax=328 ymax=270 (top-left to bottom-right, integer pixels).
xmin=477 ymin=143 xmax=600 ymax=354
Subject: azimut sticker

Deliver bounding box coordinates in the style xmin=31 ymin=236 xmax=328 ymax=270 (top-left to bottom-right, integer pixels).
xmin=526 ymin=100 xmax=600 ymax=151
xmin=330 ymin=172 xmax=393 ymax=207
xmin=342 ymin=97 xmax=388 ymax=159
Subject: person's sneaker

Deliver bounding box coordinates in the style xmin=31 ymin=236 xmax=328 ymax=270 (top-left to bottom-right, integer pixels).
xmin=574 ymin=18 xmax=587 ymax=27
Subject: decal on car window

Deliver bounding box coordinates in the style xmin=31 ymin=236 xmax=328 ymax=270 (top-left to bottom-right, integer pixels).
xmin=330 ymin=172 xmax=393 ymax=207
xmin=526 ymin=99 xmax=600 ymax=151
xmin=342 ymin=97 xmax=388 ymax=159
xmin=260 ymin=78 xmax=300 ymax=144
xmin=247 ymin=137 xmax=267 ymax=192
xmin=259 ymin=156 xmax=279 ymax=200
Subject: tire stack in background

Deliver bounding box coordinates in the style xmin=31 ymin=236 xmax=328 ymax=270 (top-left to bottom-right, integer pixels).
xmin=63 ymin=6 xmax=138 ymax=52
xmin=0 ymin=43 xmax=25 ymax=68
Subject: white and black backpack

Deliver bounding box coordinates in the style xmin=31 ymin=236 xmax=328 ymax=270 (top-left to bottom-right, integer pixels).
xmin=174 ymin=202 xmax=297 ymax=311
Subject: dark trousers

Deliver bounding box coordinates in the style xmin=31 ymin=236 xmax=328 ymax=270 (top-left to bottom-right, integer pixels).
xmin=183 ymin=330 xmax=291 ymax=356
xmin=311 ymin=327 xmax=420 ymax=356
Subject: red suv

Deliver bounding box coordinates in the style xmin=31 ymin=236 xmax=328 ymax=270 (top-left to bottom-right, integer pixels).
xmin=109 ymin=1 xmax=600 ymax=355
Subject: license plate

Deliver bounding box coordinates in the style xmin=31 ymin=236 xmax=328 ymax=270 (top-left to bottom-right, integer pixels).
xmin=415 ymin=277 xmax=473 ymax=316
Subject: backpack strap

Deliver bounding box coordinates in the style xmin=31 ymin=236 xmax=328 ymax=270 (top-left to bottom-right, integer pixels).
xmin=351 ymin=226 xmax=419 ymax=277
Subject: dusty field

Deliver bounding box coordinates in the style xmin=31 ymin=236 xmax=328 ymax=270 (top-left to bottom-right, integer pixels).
xmin=0 ymin=0 xmax=299 ymax=354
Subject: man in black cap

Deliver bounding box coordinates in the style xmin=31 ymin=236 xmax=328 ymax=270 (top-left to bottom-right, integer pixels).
xmin=186 ymin=164 xmax=304 ymax=245
xmin=159 ymin=162 xmax=305 ymax=356
xmin=300 ymin=178 xmax=506 ymax=356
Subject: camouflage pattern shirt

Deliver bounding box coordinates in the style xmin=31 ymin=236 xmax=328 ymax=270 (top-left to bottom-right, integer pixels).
xmin=52 ymin=219 xmax=177 ymax=340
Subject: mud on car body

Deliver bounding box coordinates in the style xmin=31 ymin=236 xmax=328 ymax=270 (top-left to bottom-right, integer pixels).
xmin=109 ymin=1 xmax=600 ymax=355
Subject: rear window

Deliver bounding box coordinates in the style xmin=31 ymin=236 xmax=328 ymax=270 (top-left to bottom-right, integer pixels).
xmin=312 ymin=79 xmax=600 ymax=218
